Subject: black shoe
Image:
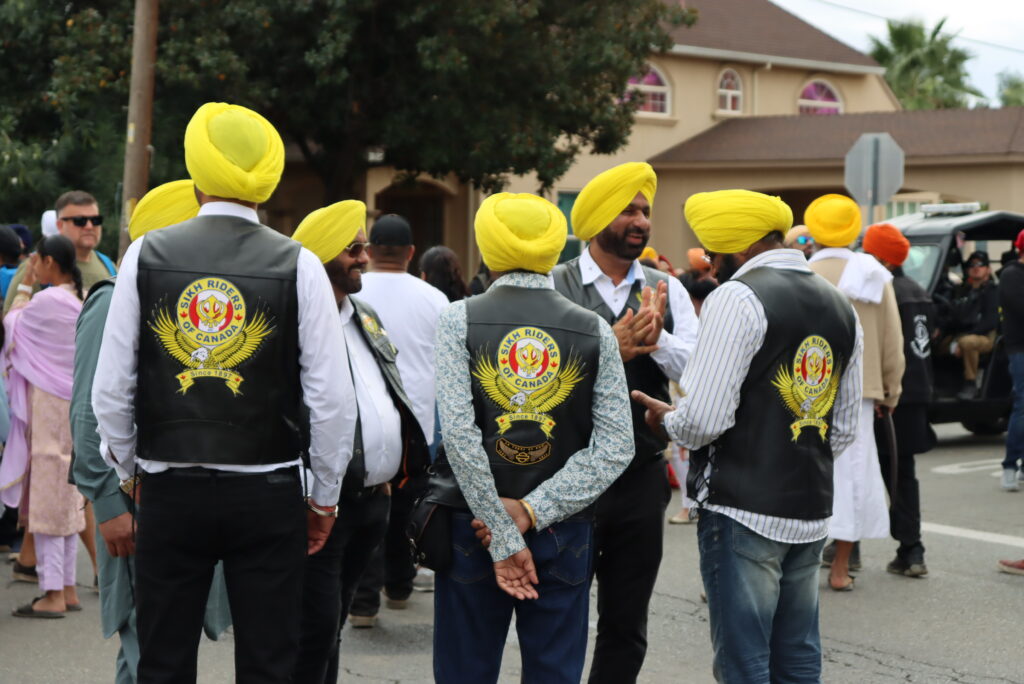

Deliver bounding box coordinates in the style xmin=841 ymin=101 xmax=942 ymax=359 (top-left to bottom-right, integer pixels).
xmin=957 ymin=382 xmax=978 ymax=400
xmin=12 ymin=560 xmax=38 ymax=583
xmin=821 ymin=541 xmax=861 ymax=571
xmin=887 ymin=553 xmax=928 ymax=577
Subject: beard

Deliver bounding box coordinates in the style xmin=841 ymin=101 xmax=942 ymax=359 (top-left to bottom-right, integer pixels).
xmin=714 ymin=254 xmax=742 ymax=282
xmin=326 ymin=259 xmax=364 ymax=295
xmin=595 ymin=225 xmax=649 ymax=261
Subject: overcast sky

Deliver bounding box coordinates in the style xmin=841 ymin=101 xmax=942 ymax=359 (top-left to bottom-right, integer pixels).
xmin=769 ymin=0 xmax=1024 ymax=103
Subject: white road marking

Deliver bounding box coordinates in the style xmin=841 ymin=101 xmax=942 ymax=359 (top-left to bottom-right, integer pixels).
xmin=931 ymin=458 xmax=1002 ymax=475
xmin=922 ymin=522 xmax=1024 ymax=549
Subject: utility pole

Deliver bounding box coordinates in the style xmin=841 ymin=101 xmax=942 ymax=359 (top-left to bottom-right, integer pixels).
xmin=118 ymin=0 xmax=159 ymax=258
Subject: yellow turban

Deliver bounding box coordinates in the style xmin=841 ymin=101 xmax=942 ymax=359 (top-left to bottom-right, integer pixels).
xmin=804 ymin=194 xmax=861 ymax=247
xmin=571 ymin=162 xmax=657 ymax=241
xmin=291 ymin=200 xmax=367 ymax=263
xmin=128 ymin=180 xmax=199 ymax=241
xmin=684 ymin=190 xmax=793 ymax=254
xmin=639 ymin=246 xmax=659 ymax=262
xmin=184 ymin=102 xmax=285 ymax=204
xmin=475 ymin=193 xmax=566 ymax=274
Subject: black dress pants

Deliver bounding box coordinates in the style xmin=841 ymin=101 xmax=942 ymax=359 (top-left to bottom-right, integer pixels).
xmin=295 ymin=486 xmax=390 ymax=684
xmin=588 ymin=457 xmax=672 ymax=684
xmin=351 ymin=482 xmax=418 ymax=615
xmin=875 ymin=404 xmax=932 ymax=553
xmin=135 ymin=466 xmax=306 ymax=684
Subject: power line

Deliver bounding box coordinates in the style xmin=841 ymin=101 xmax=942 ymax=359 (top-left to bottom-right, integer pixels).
xmin=803 ymin=0 xmax=1024 ymax=55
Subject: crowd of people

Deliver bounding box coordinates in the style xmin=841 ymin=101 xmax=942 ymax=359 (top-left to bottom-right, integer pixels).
xmin=0 ymin=99 xmax=1020 ymax=684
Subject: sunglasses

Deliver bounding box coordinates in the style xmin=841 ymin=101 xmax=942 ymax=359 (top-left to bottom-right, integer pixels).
xmin=796 ymin=235 xmax=814 ymax=245
xmin=59 ymin=215 xmax=103 ymax=227
xmin=343 ymin=241 xmax=370 ymax=258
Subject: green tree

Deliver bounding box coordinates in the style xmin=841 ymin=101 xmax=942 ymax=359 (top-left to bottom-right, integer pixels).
xmin=998 ymin=70 xmax=1024 ymax=107
xmin=869 ymin=18 xmax=982 ymax=110
xmin=0 ymin=0 xmax=695 ymax=255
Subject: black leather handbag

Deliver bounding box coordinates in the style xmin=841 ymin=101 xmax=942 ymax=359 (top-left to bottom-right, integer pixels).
xmin=407 ymin=446 xmax=466 ymax=573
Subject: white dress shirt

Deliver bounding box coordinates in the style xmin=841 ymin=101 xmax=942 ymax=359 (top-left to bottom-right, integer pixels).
xmin=92 ymin=202 xmax=356 ymax=506
xmin=357 ymin=272 xmax=449 ymax=445
xmin=577 ymin=246 xmax=698 ymax=383
xmin=664 ymin=248 xmax=864 ymax=543
xmin=339 ymin=298 xmax=403 ymax=486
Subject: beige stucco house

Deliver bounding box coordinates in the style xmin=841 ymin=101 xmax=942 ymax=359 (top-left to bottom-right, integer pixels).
xmin=268 ymin=0 xmax=1024 ymax=272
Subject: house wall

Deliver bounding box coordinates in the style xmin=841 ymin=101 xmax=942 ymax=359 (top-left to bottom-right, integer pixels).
xmin=651 ymin=160 xmax=1024 ymax=265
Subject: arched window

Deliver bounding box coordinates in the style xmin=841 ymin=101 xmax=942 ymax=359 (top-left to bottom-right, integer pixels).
xmin=717 ymin=69 xmax=742 ymax=113
xmin=627 ymin=65 xmax=671 ymax=115
xmin=798 ymin=80 xmax=843 ymax=115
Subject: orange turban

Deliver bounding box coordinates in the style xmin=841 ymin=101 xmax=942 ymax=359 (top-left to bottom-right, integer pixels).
xmin=863 ymin=223 xmax=910 ymax=266
xmin=688 ymin=247 xmax=709 ymax=272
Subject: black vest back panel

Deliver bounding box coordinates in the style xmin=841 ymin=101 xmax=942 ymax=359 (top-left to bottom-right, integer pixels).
xmin=551 ymin=257 xmax=674 ymax=467
xmin=465 ymin=286 xmax=601 ymax=500
xmin=696 ymin=267 xmax=857 ymax=520
xmin=136 ymin=216 xmax=303 ymax=465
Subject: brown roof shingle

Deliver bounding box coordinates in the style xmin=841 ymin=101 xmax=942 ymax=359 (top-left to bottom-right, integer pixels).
xmin=649 ymin=108 xmax=1024 ymax=165
xmin=671 ymin=0 xmax=877 ymax=68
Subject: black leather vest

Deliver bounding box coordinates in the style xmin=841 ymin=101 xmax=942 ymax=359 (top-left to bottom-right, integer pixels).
xmin=135 ymin=215 xmax=303 ymax=466
xmin=339 ymin=297 xmax=429 ymax=495
xmin=551 ymin=257 xmax=674 ymax=469
xmin=465 ymin=285 xmax=601 ymax=500
xmin=689 ymin=267 xmax=857 ymax=520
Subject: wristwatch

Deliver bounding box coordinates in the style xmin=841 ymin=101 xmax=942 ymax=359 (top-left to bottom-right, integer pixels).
xmin=119 ymin=474 xmax=144 ymax=495
xmin=305 ymin=498 xmax=339 ymax=518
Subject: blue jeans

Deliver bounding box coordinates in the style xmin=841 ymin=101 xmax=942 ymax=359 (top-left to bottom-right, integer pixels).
xmin=434 ymin=513 xmax=593 ymax=684
xmin=1002 ymin=352 xmax=1024 ymax=471
xmin=698 ymin=511 xmax=826 ymax=684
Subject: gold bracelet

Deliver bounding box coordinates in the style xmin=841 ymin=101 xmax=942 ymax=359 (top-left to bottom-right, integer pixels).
xmin=518 ymin=499 xmax=537 ymax=529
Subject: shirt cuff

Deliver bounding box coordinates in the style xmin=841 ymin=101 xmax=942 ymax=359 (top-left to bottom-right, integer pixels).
xmin=663 ymin=409 xmax=681 ymax=443
xmin=309 ymin=478 xmax=341 ymax=507
xmin=521 ymin=492 xmax=555 ymax=532
xmin=487 ymin=523 xmax=527 ymax=562
xmin=92 ymin=487 xmax=131 ymax=524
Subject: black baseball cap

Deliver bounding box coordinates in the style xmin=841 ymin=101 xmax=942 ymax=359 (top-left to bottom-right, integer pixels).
xmin=965 ymin=250 xmax=990 ymax=267
xmin=370 ymin=214 xmax=412 ymax=246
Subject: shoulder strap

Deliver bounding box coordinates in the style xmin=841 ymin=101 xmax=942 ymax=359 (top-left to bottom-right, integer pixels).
xmin=95 ymin=251 xmax=117 ymax=276
xmin=85 ymin=276 xmax=116 ymax=302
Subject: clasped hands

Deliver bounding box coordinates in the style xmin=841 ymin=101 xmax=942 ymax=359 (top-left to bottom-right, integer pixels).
xmin=471 ymin=497 xmax=540 ymax=600
xmin=612 ymin=281 xmax=668 ymax=362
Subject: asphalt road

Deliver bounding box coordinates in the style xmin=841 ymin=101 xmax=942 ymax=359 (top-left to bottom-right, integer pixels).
xmin=2 ymin=423 xmax=1022 ymax=683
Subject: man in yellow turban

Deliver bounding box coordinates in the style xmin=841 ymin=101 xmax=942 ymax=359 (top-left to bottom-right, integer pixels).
xmin=70 ymin=179 xmax=230 ymax=684
xmin=290 ymin=200 xmax=430 ymax=681
xmin=552 ymin=163 xmax=698 ymax=683
xmin=633 ymin=188 xmax=864 ymax=681
xmin=805 ymin=193 xmax=904 ymax=595
xmin=92 ymin=102 xmax=355 ymax=683
xmin=433 ymin=192 xmax=633 ymax=683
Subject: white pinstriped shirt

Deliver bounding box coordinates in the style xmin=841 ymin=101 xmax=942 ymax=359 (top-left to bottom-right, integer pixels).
xmin=664 ymin=249 xmax=864 ymax=543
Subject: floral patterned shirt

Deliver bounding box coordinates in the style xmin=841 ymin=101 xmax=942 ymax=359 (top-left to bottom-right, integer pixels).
xmin=435 ymin=272 xmax=634 ymax=561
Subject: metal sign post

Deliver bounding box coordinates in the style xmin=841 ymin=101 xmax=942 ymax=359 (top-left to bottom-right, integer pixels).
xmin=844 ymin=132 xmax=905 ymax=224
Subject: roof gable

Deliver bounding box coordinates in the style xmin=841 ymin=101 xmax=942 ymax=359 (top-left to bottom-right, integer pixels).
xmin=649 ymin=108 xmax=1024 ymax=165
xmin=670 ymin=0 xmax=877 ymax=69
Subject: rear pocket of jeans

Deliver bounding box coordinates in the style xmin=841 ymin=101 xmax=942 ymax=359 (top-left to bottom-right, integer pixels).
xmin=449 ymin=513 xmax=493 ymax=584
xmin=548 ymin=523 xmax=592 ymax=586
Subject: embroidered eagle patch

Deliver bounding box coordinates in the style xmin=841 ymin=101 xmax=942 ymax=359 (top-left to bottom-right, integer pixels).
xmin=771 ymin=335 xmax=842 ymax=441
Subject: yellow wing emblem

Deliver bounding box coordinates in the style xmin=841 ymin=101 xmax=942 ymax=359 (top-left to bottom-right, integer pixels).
xmin=771 ymin=363 xmax=842 ymax=442
xmin=211 ymin=311 xmax=274 ymax=369
xmin=150 ymin=308 xmax=205 ymax=369
xmin=471 ymin=355 xmax=519 ymax=413
xmin=528 ymin=356 xmax=585 ymax=413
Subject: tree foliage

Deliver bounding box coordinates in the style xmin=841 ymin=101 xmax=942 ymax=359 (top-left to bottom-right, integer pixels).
xmin=998 ymin=70 xmax=1024 ymax=108
xmin=869 ymin=18 xmax=982 ymax=111
xmin=0 ymin=0 xmax=695 ymax=253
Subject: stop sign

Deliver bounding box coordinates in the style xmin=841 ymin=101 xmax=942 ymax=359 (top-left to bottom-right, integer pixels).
xmin=844 ymin=133 xmax=905 ymax=207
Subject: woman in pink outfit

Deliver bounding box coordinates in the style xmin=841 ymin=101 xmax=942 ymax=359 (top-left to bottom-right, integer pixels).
xmin=1 ymin=235 xmax=85 ymax=617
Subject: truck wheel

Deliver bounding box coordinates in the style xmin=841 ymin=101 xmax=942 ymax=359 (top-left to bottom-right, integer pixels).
xmin=960 ymin=418 xmax=1007 ymax=435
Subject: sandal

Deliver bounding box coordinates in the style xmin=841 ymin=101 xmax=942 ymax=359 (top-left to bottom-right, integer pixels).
xmin=829 ymin=576 xmax=855 ymax=592
xmin=12 ymin=595 xmax=66 ymax=619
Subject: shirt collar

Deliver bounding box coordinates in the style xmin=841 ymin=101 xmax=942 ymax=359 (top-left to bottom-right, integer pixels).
xmin=338 ymin=297 xmax=355 ymax=321
xmin=491 ymin=272 xmax=553 ymax=290
xmin=197 ymin=201 xmax=260 ymax=225
xmin=579 ymin=245 xmax=645 ymax=287
xmin=731 ymin=248 xmax=812 ymax=280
